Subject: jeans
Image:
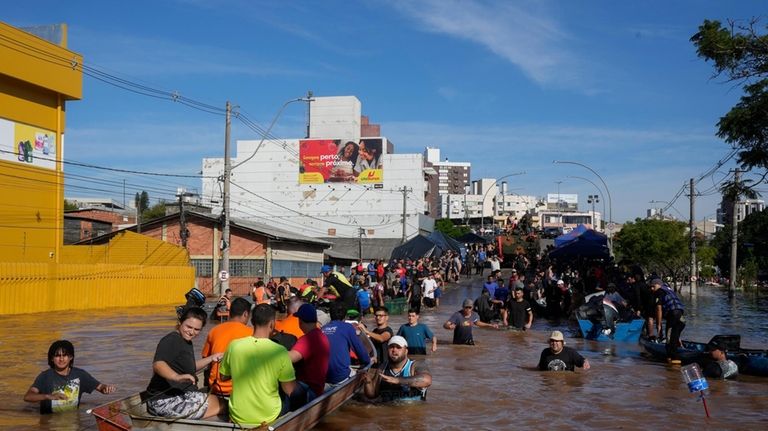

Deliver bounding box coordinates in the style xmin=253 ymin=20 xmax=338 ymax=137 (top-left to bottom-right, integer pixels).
xmin=665 ymin=309 xmax=686 ymax=359
xmin=602 ymin=304 xmax=619 ymax=332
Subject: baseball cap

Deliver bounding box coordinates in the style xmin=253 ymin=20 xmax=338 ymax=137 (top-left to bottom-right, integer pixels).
xmin=462 ymin=298 xmax=474 ymax=308
xmin=549 ymin=330 xmax=565 ymax=341
xmin=321 ymin=265 xmax=332 ymax=273
xmin=514 ymin=285 xmax=524 ymax=292
xmin=707 ymin=341 xmax=725 ymax=352
xmin=650 ymin=278 xmax=663 ymax=286
xmin=557 ymin=280 xmax=565 ymax=285
xmin=294 ymin=304 xmax=318 ymax=323
xmin=388 ymin=335 xmax=408 ymax=347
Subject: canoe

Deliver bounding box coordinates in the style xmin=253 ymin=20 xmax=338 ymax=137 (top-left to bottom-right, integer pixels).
xmin=639 ymin=334 xmax=768 ymax=377
xmin=91 ymin=331 xmax=376 ymax=430
xmin=577 ymin=318 xmax=644 ymax=342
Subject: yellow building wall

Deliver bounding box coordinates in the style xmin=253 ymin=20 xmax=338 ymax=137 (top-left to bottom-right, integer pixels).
xmin=0 ymin=262 xmax=193 ymax=315
xmin=0 ymin=232 xmax=195 ymax=315
xmin=0 ymin=22 xmax=194 ymax=314
xmin=0 ymin=21 xmax=81 ymax=264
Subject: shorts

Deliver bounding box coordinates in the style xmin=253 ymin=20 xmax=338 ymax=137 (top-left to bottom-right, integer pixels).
xmin=434 ymin=288 xmax=442 ymax=298
xmin=147 ymin=391 xmax=208 ymax=419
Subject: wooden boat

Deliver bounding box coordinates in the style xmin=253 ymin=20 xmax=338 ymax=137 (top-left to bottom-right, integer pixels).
xmin=639 ymin=334 xmax=768 ymax=377
xmin=577 ymin=318 xmax=644 ymax=342
xmin=92 ymin=331 xmax=375 ymax=430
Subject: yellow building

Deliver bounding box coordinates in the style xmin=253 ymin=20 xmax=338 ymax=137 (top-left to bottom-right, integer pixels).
xmin=0 ymin=22 xmax=193 ymax=314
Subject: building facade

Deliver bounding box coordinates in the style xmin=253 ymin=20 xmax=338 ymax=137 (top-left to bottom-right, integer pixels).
xmin=201 ymin=96 xmax=435 ymax=257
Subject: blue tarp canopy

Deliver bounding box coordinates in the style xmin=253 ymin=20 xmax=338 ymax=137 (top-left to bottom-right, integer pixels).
xmin=554 ymin=224 xmax=589 ymax=247
xmin=549 ymin=228 xmax=609 ymax=260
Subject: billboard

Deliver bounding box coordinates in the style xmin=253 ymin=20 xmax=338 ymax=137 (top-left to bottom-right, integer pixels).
xmin=546 ymin=193 xmax=578 ymax=205
xmin=0 ymin=118 xmax=57 ymax=170
xmin=299 ymin=138 xmax=383 ymax=184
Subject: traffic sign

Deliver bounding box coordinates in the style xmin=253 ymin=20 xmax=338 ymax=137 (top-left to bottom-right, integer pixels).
xmin=218 ymin=270 xmax=229 ymax=281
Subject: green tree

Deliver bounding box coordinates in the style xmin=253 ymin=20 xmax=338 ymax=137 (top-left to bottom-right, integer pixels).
xmin=63 ymin=199 xmax=78 ymax=211
xmin=143 ymin=202 xmax=167 ymax=222
xmin=711 ymin=209 xmax=768 ymax=280
xmin=434 ymin=218 xmax=471 ymax=238
xmin=615 ymin=218 xmax=690 ymax=284
xmin=691 ymin=19 xmax=768 ymax=173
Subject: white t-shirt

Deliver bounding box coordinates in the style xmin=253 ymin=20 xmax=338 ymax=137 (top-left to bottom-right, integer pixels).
xmin=422 ymin=278 xmax=438 ymax=299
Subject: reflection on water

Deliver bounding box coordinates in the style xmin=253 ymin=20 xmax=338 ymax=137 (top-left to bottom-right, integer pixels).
xmin=1 ymin=281 xmax=766 ymax=430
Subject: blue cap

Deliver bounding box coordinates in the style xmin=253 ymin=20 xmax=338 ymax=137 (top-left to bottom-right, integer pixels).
xmin=321 ymin=265 xmax=332 ymax=273
xmin=294 ymin=304 xmax=318 ymax=323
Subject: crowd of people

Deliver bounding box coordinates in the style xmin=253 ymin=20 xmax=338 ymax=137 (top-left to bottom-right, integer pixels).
xmin=27 ymin=244 xmax=741 ymax=426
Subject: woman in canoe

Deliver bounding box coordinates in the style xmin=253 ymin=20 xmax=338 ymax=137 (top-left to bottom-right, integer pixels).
xmin=145 ymin=306 xmax=226 ymax=419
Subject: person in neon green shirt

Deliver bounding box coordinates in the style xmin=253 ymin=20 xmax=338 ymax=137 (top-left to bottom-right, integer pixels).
xmin=219 ymin=304 xmax=296 ymax=426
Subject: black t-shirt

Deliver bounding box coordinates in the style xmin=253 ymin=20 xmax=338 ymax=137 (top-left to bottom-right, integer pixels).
xmin=538 ymin=346 xmax=586 ymax=371
xmin=448 ymin=311 xmax=478 ymax=345
xmin=147 ymin=331 xmax=196 ymax=397
xmin=371 ymin=326 xmax=394 ymax=367
xmin=508 ymin=299 xmax=532 ymax=329
xmin=32 ymin=367 xmax=99 ymax=414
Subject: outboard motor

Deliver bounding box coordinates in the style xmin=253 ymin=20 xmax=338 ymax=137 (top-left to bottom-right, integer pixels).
xmin=176 ymin=287 xmax=206 ymax=319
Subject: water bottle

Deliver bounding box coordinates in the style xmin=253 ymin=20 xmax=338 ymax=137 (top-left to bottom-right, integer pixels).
xmin=680 ymin=363 xmax=709 ymax=393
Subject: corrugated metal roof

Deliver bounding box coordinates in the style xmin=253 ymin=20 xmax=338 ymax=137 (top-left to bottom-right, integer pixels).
xmin=75 ymin=211 xmax=331 ymax=248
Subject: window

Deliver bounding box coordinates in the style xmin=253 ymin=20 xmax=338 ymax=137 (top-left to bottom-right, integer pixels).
xmin=191 ymin=259 xmax=213 ymax=277
xmin=230 ymin=259 xmax=266 ymax=277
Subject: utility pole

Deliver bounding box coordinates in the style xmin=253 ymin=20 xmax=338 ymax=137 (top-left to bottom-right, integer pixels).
xmin=358 ymin=227 xmax=364 ymax=262
xmin=221 ymin=101 xmax=232 ymax=296
xmin=178 ymin=189 xmax=190 ymax=248
xmin=729 ymin=169 xmax=740 ymax=299
xmin=689 ymin=178 xmax=697 ymax=294
xmin=400 ymin=186 xmax=412 ymax=243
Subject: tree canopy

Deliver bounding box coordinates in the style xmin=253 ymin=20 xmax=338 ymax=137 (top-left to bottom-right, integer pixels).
xmin=691 ymin=19 xmax=768 ymax=172
xmin=615 ymin=218 xmax=689 ymax=279
xmin=711 ymin=208 xmax=768 ymax=278
xmin=434 ymin=218 xmax=471 ymax=238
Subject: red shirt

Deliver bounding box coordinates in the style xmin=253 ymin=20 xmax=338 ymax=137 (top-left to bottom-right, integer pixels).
xmin=292 ymin=328 xmax=330 ymax=395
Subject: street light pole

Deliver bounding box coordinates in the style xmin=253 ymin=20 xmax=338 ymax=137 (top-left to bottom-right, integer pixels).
xmin=554 ymin=160 xmax=613 ymax=253
xmin=588 ymin=194 xmax=599 ymax=228
xmin=567 ymin=176 xmax=606 ymax=231
xmin=220 ymin=95 xmax=314 ymax=296
xmin=555 ymin=180 xmax=563 ymax=229
xmin=480 ymin=172 xmax=526 ymax=233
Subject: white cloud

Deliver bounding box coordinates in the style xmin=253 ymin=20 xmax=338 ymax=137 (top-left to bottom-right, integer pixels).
xmin=390 ymin=0 xmax=589 ymax=90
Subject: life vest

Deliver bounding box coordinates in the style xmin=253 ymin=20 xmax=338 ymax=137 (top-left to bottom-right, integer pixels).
xmin=252 ymin=286 xmax=270 ymax=304
xmin=379 ymin=359 xmax=427 ymax=401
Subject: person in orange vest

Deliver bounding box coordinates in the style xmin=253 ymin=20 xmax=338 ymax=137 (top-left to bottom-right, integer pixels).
xmin=213 ymin=288 xmax=233 ymax=321
xmin=251 ymin=280 xmax=271 ymax=305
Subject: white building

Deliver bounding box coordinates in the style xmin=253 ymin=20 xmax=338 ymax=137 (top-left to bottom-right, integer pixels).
xmin=439 ymin=178 xmax=539 ymax=223
xmin=201 ymin=96 xmax=433 ymax=245
xmin=425 ymin=147 xmax=471 ymax=217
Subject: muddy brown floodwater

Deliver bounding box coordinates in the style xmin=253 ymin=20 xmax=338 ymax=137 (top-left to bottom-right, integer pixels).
xmin=1 ymin=272 xmax=767 ymax=430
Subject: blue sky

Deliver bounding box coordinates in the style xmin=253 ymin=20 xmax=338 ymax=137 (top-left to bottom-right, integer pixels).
xmin=5 ymin=0 xmax=766 ymax=223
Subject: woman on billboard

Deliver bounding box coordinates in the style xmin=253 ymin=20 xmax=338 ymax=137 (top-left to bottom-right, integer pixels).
xmin=329 ymin=141 xmax=358 ymax=182
xmin=354 ymin=139 xmax=382 ymax=176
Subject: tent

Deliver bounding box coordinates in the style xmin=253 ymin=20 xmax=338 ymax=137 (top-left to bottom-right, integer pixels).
xmin=427 ymin=231 xmax=464 ymax=255
xmin=456 ymin=232 xmax=488 ymax=244
xmin=549 ymin=228 xmax=609 ymax=260
xmin=554 ymin=224 xmax=589 ymax=247
xmin=390 ymin=231 xmax=466 ymax=261
xmin=390 ymin=235 xmax=437 ymax=260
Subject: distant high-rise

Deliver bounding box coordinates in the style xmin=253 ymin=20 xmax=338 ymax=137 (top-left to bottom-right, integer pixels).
xmin=424 ymin=147 xmax=471 ymax=218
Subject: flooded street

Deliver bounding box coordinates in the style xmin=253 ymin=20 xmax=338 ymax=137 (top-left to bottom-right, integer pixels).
xmin=1 ymin=274 xmax=767 ymax=430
